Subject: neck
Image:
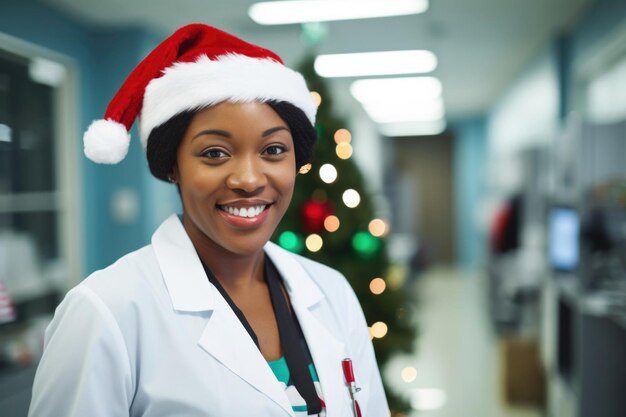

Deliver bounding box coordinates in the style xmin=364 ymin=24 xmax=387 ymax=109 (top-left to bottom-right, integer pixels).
xmin=182 ymin=216 xmax=266 ymax=291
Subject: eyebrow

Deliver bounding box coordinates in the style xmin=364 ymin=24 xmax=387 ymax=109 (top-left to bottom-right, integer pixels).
xmin=192 ymin=126 xmax=289 ymax=141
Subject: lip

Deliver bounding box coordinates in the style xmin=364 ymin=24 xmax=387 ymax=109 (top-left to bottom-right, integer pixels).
xmin=217 ymin=199 xmax=273 ymax=208
xmin=217 ymin=204 xmax=271 ymax=228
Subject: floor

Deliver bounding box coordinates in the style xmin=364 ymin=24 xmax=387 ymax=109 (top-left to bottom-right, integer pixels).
xmin=384 ymin=267 xmax=542 ymax=417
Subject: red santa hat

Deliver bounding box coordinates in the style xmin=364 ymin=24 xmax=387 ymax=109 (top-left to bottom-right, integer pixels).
xmin=84 ymin=23 xmax=316 ymax=164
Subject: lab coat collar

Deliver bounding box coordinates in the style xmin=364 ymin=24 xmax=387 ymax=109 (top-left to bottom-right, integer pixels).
xmin=152 ymin=214 xmax=347 ymax=416
xmin=151 ymin=214 xmax=216 ymax=312
xmin=151 ymin=214 xmax=324 ymax=312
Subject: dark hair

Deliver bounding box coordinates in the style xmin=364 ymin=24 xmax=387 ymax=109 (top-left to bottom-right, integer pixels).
xmin=146 ymin=100 xmax=316 ymax=181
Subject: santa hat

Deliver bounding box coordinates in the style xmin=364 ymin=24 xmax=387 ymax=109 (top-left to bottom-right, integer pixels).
xmin=84 ymin=23 xmax=316 ymax=164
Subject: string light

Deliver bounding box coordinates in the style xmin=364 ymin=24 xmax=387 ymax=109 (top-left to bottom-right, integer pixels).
xmin=310 ymin=91 xmax=322 ymax=107
xmin=319 ymin=163 xmax=338 ymax=184
xmin=352 ymin=232 xmax=381 ymax=258
xmin=369 ymin=278 xmax=386 ymax=295
xmin=334 ymin=128 xmax=352 ymax=144
xmin=401 ymin=367 xmax=417 ymax=383
xmin=370 ymin=321 xmax=388 ymax=338
xmin=305 ymin=234 xmax=323 ymax=252
xmin=342 ymin=189 xmax=360 ymax=208
xmin=335 ymin=142 xmax=353 ymax=159
xmin=324 ymin=215 xmax=340 ymax=232
xmin=368 ymin=218 xmax=388 ymax=237
xmin=278 ymin=231 xmax=304 ymax=253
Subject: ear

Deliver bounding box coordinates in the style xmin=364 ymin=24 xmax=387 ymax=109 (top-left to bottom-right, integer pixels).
xmin=167 ymin=165 xmax=179 ymax=183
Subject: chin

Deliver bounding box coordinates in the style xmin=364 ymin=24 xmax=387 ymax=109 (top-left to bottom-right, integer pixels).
xmin=220 ymin=234 xmax=272 ymax=256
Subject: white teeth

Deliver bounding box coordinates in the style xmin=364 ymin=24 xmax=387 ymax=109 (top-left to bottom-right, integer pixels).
xmin=221 ymin=205 xmax=266 ymax=218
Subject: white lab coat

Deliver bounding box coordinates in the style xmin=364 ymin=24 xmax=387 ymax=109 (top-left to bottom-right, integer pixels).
xmin=29 ymin=214 xmax=389 ymax=417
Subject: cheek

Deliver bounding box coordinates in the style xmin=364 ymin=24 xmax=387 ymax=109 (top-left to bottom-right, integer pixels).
xmin=279 ymin=173 xmax=296 ymax=205
xmin=180 ymin=169 xmax=220 ymax=204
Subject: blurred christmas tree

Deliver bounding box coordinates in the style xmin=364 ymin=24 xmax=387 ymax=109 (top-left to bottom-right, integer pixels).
xmin=272 ymin=56 xmax=417 ymax=412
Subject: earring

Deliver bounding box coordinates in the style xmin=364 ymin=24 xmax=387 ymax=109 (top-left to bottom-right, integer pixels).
xmin=167 ymin=174 xmax=176 ymax=183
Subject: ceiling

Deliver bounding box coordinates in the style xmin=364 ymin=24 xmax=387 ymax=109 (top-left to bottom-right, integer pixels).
xmin=41 ymin=0 xmax=592 ymax=121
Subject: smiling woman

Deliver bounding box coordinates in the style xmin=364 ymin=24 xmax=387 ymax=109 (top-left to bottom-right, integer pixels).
xmin=28 ymin=24 xmax=389 ymax=417
xmin=175 ymin=102 xmax=297 ymax=259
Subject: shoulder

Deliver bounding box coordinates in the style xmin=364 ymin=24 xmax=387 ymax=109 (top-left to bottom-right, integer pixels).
xmin=74 ymin=244 xmax=167 ymax=318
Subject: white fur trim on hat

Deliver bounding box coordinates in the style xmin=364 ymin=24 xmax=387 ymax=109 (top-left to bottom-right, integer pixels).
xmin=83 ymin=119 xmax=131 ymax=164
xmin=139 ymin=54 xmax=316 ymax=147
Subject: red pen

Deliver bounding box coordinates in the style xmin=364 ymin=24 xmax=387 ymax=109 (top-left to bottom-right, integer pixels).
xmin=342 ymin=358 xmax=362 ymax=417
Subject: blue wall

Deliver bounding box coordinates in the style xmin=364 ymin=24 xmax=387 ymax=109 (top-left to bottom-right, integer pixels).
xmin=0 ymin=0 xmax=167 ymax=274
xmin=452 ymin=118 xmax=487 ymax=268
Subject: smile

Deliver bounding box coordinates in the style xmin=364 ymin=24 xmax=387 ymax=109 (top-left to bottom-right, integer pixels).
xmin=218 ymin=204 xmax=268 ymax=218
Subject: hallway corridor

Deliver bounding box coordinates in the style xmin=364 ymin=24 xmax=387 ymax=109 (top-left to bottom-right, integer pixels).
xmin=385 ymin=268 xmax=542 ymax=417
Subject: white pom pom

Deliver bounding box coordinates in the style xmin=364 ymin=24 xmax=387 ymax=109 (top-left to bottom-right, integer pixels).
xmin=83 ymin=119 xmax=131 ymax=164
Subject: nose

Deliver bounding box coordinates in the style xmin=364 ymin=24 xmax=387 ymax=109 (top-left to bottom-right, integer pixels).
xmin=226 ymin=156 xmax=267 ymax=193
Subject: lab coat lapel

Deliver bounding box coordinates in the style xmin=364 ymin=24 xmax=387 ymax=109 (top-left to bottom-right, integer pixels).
xmin=265 ymin=243 xmax=350 ymax=417
xmin=197 ymin=295 xmax=294 ymax=416
xmin=152 ymin=215 xmax=293 ymax=416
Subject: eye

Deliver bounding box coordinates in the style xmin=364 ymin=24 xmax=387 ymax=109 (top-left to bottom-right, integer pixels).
xmin=201 ymin=148 xmax=229 ymax=159
xmin=263 ymin=145 xmax=287 ymax=156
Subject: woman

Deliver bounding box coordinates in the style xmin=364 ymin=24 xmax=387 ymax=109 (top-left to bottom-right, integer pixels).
xmin=29 ymin=24 xmax=388 ymax=417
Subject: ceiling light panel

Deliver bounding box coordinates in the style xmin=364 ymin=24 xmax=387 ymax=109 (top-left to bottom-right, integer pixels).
xmin=315 ymin=50 xmax=437 ymax=78
xmin=378 ymin=119 xmax=447 ymax=137
xmin=363 ymin=98 xmax=445 ymax=123
xmin=350 ymin=77 xmax=443 ymax=104
xmin=249 ymin=0 xmax=428 ymax=25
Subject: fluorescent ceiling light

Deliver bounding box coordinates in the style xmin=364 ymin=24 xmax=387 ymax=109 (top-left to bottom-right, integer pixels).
xmin=351 ymin=77 xmax=442 ymax=104
xmin=363 ymin=98 xmax=444 ymax=123
xmin=351 ymin=77 xmax=445 ymax=124
xmin=249 ymin=0 xmax=428 ymax=25
xmin=315 ymin=50 xmax=437 ymax=78
xmin=378 ymin=120 xmax=446 ymax=137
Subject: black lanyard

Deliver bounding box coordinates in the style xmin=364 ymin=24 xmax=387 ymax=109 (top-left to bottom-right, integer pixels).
xmin=202 ymin=257 xmax=322 ymax=415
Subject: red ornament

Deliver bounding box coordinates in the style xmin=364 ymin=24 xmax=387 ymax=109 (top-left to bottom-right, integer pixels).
xmin=300 ymin=200 xmax=334 ymax=233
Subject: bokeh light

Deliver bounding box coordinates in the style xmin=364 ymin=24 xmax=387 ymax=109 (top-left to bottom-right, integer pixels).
xmin=401 ymin=367 xmax=418 ymax=383
xmin=324 ymin=215 xmax=340 ymax=232
xmin=369 ymin=277 xmax=386 ymax=295
xmin=334 ymin=128 xmax=352 ymax=144
xmin=310 ymin=91 xmax=322 ymax=107
xmin=319 ymin=163 xmax=338 ymax=184
xmin=352 ymin=232 xmax=381 ymax=258
xmin=368 ymin=218 xmax=388 ymax=237
xmin=342 ymin=189 xmax=361 ymax=208
xmin=335 ymin=142 xmax=353 ymax=159
xmin=371 ymin=321 xmax=388 ymax=338
xmin=305 ymin=234 xmax=323 ymax=252
xmin=278 ymin=231 xmax=304 ymax=253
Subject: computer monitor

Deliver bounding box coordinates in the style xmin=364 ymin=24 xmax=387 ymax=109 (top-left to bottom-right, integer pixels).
xmin=549 ymin=207 xmax=580 ymax=272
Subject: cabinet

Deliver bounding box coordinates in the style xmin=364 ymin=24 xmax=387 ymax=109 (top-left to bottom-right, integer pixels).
xmin=0 ymin=34 xmax=80 ymax=415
